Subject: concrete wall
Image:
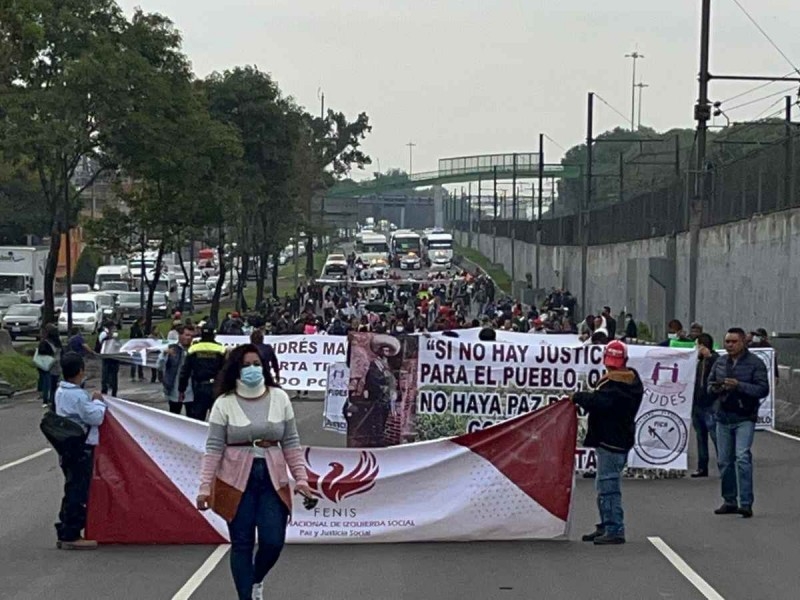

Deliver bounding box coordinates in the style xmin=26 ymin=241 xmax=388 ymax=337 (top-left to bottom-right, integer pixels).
xmin=458 ymin=206 xmax=800 ymax=341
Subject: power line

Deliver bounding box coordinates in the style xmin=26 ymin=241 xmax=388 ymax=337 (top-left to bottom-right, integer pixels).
xmin=719 ymin=71 xmax=794 ymax=104
xmin=724 ymin=85 xmax=797 ymax=112
xmin=730 ymin=0 xmax=800 ymax=75
xmin=593 ymin=93 xmax=630 ymax=127
xmin=544 ymin=134 xmax=567 ymax=153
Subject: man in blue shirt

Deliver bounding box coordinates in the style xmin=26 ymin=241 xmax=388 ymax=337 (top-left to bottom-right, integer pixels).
xmin=54 ymin=352 xmax=107 ymax=550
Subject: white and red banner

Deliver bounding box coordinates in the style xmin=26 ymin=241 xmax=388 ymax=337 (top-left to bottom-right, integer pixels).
xmin=86 ymin=397 xmax=577 ymax=544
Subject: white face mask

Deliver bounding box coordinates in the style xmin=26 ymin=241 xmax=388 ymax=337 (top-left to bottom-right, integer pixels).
xmin=668 ymin=333 xmax=678 ymax=340
xmin=752 ymin=336 xmax=762 ymax=343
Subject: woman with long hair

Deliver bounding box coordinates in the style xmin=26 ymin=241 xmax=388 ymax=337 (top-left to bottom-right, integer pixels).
xmin=196 ymin=344 xmax=311 ymax=600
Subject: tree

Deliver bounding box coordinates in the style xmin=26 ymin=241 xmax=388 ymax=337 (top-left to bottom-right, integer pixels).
xmin=202 ymin=67 xmax=305 ymax=307
xmin=94 ymin=10 xmax=242 ymax=331
xmin=299 ymin=109 xmax=372 ymax=276
xmin=0 ymin=0 xmax=132 ymax=323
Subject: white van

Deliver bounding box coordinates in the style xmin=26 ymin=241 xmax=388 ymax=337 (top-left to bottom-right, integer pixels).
xmin=95 ymin=265 xmax=133 ymax=290
xmin=58 ymin=293 xmax=103 ymax=334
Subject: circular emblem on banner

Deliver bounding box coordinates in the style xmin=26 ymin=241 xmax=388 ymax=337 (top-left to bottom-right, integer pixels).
xmin=634 ymin=409 xmax=688 ymax=466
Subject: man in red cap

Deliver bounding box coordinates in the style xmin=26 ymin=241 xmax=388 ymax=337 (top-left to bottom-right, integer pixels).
xmin=571 ymin=340 xmax=644 ymax=545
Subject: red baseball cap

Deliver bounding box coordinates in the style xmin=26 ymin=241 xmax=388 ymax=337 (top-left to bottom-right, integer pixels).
xmin=603 ymin=340 xmax=628 ymax=369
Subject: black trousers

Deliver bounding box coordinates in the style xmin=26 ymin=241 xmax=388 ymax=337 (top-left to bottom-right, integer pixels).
xmin=168 ymin=400 xmax=207 ymax=421
xmin=101 ymin=360 xmax=119 ymax=396
xmin=191 ymin=381 xmax=215 ymax=421
xmin=55 ymin=445 xmax=94 ymax=542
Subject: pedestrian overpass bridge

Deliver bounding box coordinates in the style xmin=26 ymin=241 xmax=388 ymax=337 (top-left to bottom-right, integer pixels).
xmin=326 ymin=152 xmax=580 ymax=198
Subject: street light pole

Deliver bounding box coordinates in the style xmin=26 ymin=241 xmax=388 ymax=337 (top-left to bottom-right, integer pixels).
xmin=636 ymin=82 xmax=649 ymax=130
xmin=625 ymin=49 xmax=645 ymax=131
xmin=406 ymin=142 xmax=417 ymax=175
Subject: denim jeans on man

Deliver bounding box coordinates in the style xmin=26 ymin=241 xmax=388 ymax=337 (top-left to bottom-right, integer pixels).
xmin=228 ymin=458 xmax=289 ymax=600
xmin=596 ymin=447 xmax=628 ymax=537
xmin=692 ymin=407 xmax=718 ymax=473
xmin=716 ymin=416 xmax=756 ymax=508
xmin=55 ymin=446 xmax=95 ymax=542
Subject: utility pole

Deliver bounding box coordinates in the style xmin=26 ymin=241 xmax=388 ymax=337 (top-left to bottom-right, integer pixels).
xmin=689 ymin=0 xmax=711 ymax=324
xmin=581 ymin=93 xmax=594 ymax=315
xmin=786 ymin=96 xmax=794 ymax=210
xmin=492 ymin=166 xmax=498 ymax=264
xmin=511 ymin=153 xmax=517 ymax=285
xmin=636 ymin=82 xmax=649 ymax=130
xmin=467 ymin=181 xmax=473 ymax=249
xmin=536 ymin=133 xmax=544 ymax=289
xmin=625 ymin=49 xmax=644 ymax=131
xmin=476 ymin=174 xmax=482 ymax=249
xmin=406 ymin=142 xmax=417 ymax=175
xmin=318 ymin=89 xmax=326 ymax=257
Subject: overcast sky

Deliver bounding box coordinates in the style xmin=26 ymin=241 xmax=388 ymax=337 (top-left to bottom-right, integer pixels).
xmin=119 ymin=0 xmax=800 ymax=179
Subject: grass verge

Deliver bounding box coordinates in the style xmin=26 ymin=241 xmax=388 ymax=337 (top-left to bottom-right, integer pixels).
xmin=455 ymin=243 xmax=512 ymax=293
xmin=0 ymin=352 xmax=39 ymax=391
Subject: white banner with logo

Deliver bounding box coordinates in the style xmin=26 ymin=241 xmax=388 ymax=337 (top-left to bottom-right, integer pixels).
xmin=323 ymin=362 xmax=349 ymax=433
xmin=416 ymin=338 xmax=697 ymax=471
xmin=86 ymin=397 xmax=577 ymax=544
xmin=109 ymin=334 xmax=346 ymax=391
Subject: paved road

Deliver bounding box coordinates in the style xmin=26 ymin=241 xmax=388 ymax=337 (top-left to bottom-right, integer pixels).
xmin=2 ymin=378 xmax=800 ymax=599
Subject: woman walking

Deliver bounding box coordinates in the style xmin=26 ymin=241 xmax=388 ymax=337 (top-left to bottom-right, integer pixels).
xmin=196 ymin=344 xmax=311 ymax=600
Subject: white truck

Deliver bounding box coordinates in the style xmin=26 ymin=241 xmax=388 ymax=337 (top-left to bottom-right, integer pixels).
xmin=423 ymin=231 xmax=454 ymax=269
xmin=390 ymin=230 xmax=423 ymax=269
xmin=0 ymin=247 xmax=48 ymax=302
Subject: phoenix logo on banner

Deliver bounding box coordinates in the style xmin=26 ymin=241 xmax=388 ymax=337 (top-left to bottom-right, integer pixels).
xmin=304 ymin=448 xmax=379 ymax=503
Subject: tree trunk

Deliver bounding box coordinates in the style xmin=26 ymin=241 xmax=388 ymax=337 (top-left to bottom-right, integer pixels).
xmin=144 ymin=241 xmax=166 ymax=333
xmin=255 ymin=253 xmax=268 ymax=306
xmin=305 ymin=234 xmax=314 ymax=277
xmin=236 ymin=253 xmax=249 ymax=312
xmin=209 ymin=229 xmax=226 ymax=328
xmin=177 ymin=247 xmax=190 ymax=312
xmin=43 ymin=223 xmax=62 ymax=325
xmin=271 ymin=253 xmax=279 ymax=299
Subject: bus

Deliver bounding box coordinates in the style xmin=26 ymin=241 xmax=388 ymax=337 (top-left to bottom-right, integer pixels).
xmin=423 ymin=230 xmax=454 ymax=268
xmin=390 ymin=230 xmax=423 ymax=269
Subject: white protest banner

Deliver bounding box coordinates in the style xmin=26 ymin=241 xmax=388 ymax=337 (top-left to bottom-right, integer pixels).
xmin=217 ymin=334 xmax=347 ymax=391
xmin=109 ymin=334 xmax=346 ymax=391
xmin=323 ymin=362 xmax=349 ymax=433
xmin=416 ymin=338 xmax=697 ymax=471
xmin=86 ymin=397 xmax=577 ymax=544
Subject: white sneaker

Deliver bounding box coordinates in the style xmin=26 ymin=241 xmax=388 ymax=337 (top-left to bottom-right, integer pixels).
xmin=252 ymin=582 xmax=264 ymax=600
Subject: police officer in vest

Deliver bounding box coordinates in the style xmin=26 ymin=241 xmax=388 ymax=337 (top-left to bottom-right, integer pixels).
xmin=178 ymin=323 xmax=226 ymax=421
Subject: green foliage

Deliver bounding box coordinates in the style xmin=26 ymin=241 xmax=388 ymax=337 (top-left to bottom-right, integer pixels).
xmin=415 ymin=413 xmax=470 ymax=441
xmin=455 ymin=243 xmax=511 ymax=293
xmin=73 ymin=246 xmax=102 ymax=285
xmin=0 ymin=352 xmax=39 ymax=391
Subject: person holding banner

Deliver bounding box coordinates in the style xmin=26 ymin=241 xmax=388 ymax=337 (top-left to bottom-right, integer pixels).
xmin=196 ymin=344 xmax=311 ymax=600
xmin=707 ymin=327 xmax=769 ymax=519
xmin=572 ymin=341 xmax=644 ymax=545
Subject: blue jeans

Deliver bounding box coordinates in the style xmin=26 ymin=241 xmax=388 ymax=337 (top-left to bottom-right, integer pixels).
xmin=716 ymin=419 xmax=755 ymax=508
xmin=228 ymin=459 xmax=289 ymax=600
xmin=692 ymin=407 xmax=718 ymax=473
xmin=595 ymin=447 xmax=628 ymax=537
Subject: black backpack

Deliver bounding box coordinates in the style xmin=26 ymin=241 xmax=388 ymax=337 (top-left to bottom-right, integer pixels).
xmin=40 ymin=401 xmax=88 ymax=456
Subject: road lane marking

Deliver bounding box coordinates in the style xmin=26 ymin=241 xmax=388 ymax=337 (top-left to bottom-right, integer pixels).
xmin=648 ymin=537 xmax=725 ymax=600
xmin=767 ymin=429 xmax=800 ymax=442
xmin=171 ymin=544 xmax=230 ymax=600
xmin=0 ymin=448 xmax=51 ymax=473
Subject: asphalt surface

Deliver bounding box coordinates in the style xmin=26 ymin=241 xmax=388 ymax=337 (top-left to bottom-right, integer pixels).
xmin=1 ymin=368 xmax=799 ymax=600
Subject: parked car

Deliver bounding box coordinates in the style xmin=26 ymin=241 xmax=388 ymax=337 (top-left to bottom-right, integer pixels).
xmin=152 ymin=292 xmax=173 ymax=319
xmin=58 ymin=294 xmax=102 ymax=334
xmin=91 ymin=292 xmax=121 ymax=327
xmin=116 ymin=291 xmax=144 ymax=323
xmin=2 ymin=303 xmax=43 ymax=340
xmin=0 ymin=293 xmax=22 ymax=320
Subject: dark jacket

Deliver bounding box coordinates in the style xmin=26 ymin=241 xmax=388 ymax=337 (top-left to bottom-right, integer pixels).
xmin=693 ymin=353 xmax=719 ymax=410
xmin=573 ymin=369 xmax=644 ymax=453
xmin=707 ymin=349 xmax=769 ymax=422
xmin=178 ymin=340 xmax=226 ymax=393
xmin=161 ymin=344 xmax=186 ymax=393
